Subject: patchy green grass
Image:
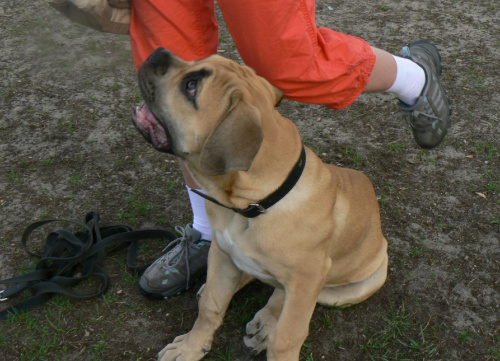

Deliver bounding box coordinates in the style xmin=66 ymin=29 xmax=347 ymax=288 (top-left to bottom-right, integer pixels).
xmin=474 ymin=142 xmax=499 ymax=161
xmin=118 ymin=192 xmax=154 ymax=226
xmin=340 ymin=146 xmax=364 ymax=166
xmin=389 ymin=142 xmax=408 ymax=153
xmin=360 ymin=303 xmax=439 ymax=360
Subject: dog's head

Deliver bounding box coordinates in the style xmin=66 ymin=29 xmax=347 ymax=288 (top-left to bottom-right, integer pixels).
xmin=132 ymin=48 xmax=283 ymax=176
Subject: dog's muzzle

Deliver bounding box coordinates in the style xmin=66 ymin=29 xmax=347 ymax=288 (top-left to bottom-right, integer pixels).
xmin=143 ymin=47 xmax=176 ymax=76
xmin=132 ymin=103 xmax=172 ymax=153
xmin=132 ymin=48 xmax=180 ymax=154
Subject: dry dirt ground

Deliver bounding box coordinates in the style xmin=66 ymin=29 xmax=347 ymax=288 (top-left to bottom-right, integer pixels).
xmin=1 ymin=1 xmax=499 ymax=360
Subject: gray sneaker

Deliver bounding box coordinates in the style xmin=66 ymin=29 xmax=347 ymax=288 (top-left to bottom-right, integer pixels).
xmin=398 ymin=40 xmax=451 ymax=149
xmin=138 ymin=224 xmax=210 ymax=299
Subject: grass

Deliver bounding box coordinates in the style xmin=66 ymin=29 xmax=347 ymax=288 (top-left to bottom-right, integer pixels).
xmin=485 ymin=181 xmax=499 ymax=193
xmin=458 ymin=330 xmax=475 ymax=342
xmin=360 ymin=303 xmax=439 ymax=360
xmin=340 ymin=146 xmax=363 ymax=166
xmin=111 ymin=257 xmax=141 ymax=285
xmin=389 ymin=142 xmax=408 ymax=153
xmin=48 ymin=296 xmax=77 ymax=313
xmin=226 ymin=292 xmax=268 ymax=328
xmin=378 ymin=194 xmax=389 ymax=206
xmin=43 ymin=158 xmax=54 ymax=166
xmin=3 ymin=310 xmax=62 ymax=361
xmin=410 ymin=238 xmax=426 ymax=257
xmin=435 ymin=220 xmax=450 ymax=231
xmin=164 ymin=178 xmax=177 ymax=193
xmin=300 ymin=343 xmax=315 ymax=360
xmin=206 ymin=348 xmax=235 ymax=361
xmin=118 ymin=192 xmax=154 ymax=226
xmin=410 ymin=247 xmax=424 ymax=257
xmin=490 ymin=335 xmax=500 ymax=359
xmin=68 ymin=121 xmax=75 ymax=135
xmin=70 ymin=174 xmax=82 ymax=186
xmin=1 ymin=293 xmax=152 ymax=359
xmin=474 ymin=142 xmax=499 ymax=160
xmin=318 ymin=310 xmax=335 ymax=330
xmin=102 ymin=291 xmax=118 ymax=304
xmin=8 ymin=169 xmax=20 ymax=182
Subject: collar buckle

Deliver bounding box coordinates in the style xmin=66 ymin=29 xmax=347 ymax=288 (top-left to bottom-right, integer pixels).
xmin=248 ymin=203 xmax=266 ymax=214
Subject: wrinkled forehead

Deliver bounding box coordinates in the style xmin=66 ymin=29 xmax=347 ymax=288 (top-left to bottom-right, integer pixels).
xmin=192 ymin=55 xmax=258 ymax=80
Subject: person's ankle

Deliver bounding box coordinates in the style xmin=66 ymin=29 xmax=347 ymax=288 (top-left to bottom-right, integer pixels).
xmin=187 ymin=186 xmax=213 ymax=241
xmin=192 ymin=221 xmax=212 ymax=241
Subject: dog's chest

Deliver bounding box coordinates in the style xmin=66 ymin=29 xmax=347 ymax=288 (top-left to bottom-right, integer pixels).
xmin=215 ymin=229 xmax=274 ymax=282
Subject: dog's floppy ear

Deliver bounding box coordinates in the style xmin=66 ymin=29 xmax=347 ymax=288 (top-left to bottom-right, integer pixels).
xmin=258 ymin=75 xmax=283 ymax=107
xmin=270 ymin=84 xmax=284 ymax=107
xmin=199 ymin=90 xmax=263 ymax=175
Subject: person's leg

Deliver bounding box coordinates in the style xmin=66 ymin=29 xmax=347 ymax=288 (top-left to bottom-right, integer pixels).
xmin=394 ymin=41 xmax=451 ymax=148
xmin=365 ymin=47 xmax=426 ymax=107
xmin=180 ymin=161 xmax=213 ymax=241
xmin=217 ymin=0 xmax=376 ymax=110
xmin=363 ymin=48 xmax=398 ymax=93
xmin=129 ymin=0 xmax=218 ymax=68
xmin=218 ymin=0 xmax=450 ymax=148
xmin=130 ymin=0 xmax=218 ymax=298
xmin=367 ymin=42 xmax=450 ymax=148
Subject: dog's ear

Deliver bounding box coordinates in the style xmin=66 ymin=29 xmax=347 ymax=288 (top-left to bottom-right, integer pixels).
xmin=270 ymin=85 xmax=284 ymax=107
xmin=259 ymin=76 xmax=283 ymax=107
xmin=199 ymin=90 xmax=263 ymax=175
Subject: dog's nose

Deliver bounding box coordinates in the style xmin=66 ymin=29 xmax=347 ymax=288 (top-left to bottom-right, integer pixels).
xmin=147 ymin=47 xmax=174 ymax=76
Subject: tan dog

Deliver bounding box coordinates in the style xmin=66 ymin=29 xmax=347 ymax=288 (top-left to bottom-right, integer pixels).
xmin=132 ymin=48 xmax=388 ymax=361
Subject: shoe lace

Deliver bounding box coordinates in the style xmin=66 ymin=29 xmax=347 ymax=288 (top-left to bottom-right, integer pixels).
xmin=406 ymin=110 xmax=443 ymax=131
xmin=160 ymin=225 xmax=193 ymax=291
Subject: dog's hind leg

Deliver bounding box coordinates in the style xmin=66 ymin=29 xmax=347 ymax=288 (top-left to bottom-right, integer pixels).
xmin=317 ymin=252 xmax=388 ymax=307
xmin=243 ymin=288 xmax=284 ymax=356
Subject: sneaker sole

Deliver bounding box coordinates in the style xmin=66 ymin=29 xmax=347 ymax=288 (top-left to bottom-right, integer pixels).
xmin=138 ymin=268 xmax=207 ymax=299
xmin=138 ymin=282 xmax=184 ymax=300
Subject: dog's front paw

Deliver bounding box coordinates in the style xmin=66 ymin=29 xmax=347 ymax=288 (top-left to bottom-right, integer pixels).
xmin=158 ymin=333 xmax=211 ymax=361
xmin=243 ymin=308 xmax=278 ymax=356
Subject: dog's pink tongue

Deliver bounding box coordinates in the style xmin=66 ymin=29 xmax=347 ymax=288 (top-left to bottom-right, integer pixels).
xmin=132 ymin=103 xmax=170 ymax=151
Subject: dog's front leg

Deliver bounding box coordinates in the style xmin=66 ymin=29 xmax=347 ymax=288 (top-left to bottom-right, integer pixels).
xmin=266 ymin=277 xmax=324 ymax=361
xmin=158 ymin=240 xmax=243 ymax=361
xmin=244 ymin=288 xmax=285 ymax=355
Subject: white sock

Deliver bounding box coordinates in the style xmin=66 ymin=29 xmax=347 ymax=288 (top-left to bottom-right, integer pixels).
xmin=186 ymin=186 xmax=212 ymax=241
xmin=387 ymin=55 xmax=426 ymax=106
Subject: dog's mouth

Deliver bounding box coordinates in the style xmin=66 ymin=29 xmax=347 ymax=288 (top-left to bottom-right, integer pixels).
xmin=132 ymin=103 xmax=172 ymax=153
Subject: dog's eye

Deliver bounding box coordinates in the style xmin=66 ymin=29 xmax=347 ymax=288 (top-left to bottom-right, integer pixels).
xmin=186 ymin=80 xmax=197 ymax=98
xmin=180 ymin=69 xmax=212 ymax=107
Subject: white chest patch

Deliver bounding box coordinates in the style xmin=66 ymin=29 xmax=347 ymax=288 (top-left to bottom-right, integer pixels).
xmin=215 ymin=229 xmax=274 ymax=282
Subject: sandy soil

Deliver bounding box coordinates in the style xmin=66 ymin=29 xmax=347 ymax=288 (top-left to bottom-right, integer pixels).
xmin=0 ymin=1 xmax=498 ymax=360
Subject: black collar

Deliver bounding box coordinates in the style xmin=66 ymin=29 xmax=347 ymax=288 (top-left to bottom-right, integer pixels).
xmin=191 ymin=146 xmax=306 ymax=218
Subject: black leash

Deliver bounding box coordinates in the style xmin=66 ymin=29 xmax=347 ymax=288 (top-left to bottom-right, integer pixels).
xmin=0 ymin=212 xmax=176 ymax=320
xmin=192 ymin=145 xmax=307 ymax=218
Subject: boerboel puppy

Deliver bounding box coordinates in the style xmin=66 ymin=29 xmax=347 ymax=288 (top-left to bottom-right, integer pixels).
xmin=132 ymin=48 xmax=388 ymax=361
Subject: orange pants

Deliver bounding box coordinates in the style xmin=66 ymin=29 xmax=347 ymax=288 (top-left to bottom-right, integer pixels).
xmin=129 ymin=0 xmax=376 ymax=110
